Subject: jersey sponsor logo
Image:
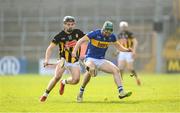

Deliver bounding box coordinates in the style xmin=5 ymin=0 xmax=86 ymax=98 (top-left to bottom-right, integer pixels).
xmin=65 ymin=40 xmax=77 ymax=48
xmin=91 ymin=39 xmax=109 ymax=48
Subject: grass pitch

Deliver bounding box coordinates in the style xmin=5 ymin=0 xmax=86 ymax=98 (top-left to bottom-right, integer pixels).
xmin=0 ymin=73 xmax=180 ymax=112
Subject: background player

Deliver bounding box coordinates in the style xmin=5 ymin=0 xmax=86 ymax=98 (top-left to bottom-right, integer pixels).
xmin=117 ymin=21 xmax=141 ymax=86
xmin=40 ymin=16 xmax=85 ymax=102
xmin=72 ymin=21 xmax=132 ymax=102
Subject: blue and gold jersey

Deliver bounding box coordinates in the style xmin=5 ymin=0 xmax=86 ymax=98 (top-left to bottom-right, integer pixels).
xmin=86 ymin=29 xmax=116 ymax=59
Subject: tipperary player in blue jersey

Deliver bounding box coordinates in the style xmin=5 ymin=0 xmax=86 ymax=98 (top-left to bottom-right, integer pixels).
xmin=72 ymin=21 xmax=132 ymax=102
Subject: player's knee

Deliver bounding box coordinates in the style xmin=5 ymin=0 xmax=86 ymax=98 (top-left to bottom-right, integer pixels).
xmin=87 ymin=67 xmax=97 ymax=77
xmin=85 ymin=61 xmax=95 ymax=69
xmin=112 ymin=67 xmax=120 ymax=75
xmin=72 ymin=78 xmax=80 ymax=84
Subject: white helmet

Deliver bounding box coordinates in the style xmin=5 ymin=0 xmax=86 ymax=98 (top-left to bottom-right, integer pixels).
xmin=119 ymin=21 xmax=128 ymax=28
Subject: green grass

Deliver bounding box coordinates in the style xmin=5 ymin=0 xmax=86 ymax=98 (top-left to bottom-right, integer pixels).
xmin=0 ymin=73 xmax=180 ymax=112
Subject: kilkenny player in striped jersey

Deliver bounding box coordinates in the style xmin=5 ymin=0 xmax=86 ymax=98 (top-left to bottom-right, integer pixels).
xmin=40 ymin=16 xmax=85 ymax=102
xmin=117 ymin=21 xmax=141 ymax=86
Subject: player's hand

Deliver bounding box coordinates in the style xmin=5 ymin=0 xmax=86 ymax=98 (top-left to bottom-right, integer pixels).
xmin=71 ymin=51 xmax=77 ymax=58
xmin=127 ymin=48 xmax=133 ymax=52
xmin=43 ymin=61 xmax=48 ymax=67
xmin=80 ymin=56 xmax=85 ymax=60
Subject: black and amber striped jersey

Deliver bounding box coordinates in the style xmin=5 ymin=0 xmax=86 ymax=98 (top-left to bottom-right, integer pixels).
xmin=117 ymin=31 xmax=134 ymax=49
xmin=52 ymin=29 xmax=85 ymax=63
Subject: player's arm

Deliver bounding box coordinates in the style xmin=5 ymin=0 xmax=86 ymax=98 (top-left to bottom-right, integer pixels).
xmin=115 ymin=39 xmax=123 ymax=53
xmin=132 ymin=38 xmax=138 ymax=57
xmin=72 ymin=35 xmax=89 ymax=57
xmin=113 ymin=41 xmax=131 ymax=52
xmin=44 ymin=42 xmax=56 ymax=67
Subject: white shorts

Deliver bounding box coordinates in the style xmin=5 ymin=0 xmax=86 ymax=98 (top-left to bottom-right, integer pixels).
xmin=57 ymin=58 xmax=80 ymax=69
xmin=85 ymin=57 xmax=110 ymax=68
xmin=65 ymin=62 xmax=80 ymax=68
xmin=118 ymin=52 xmax=134 ymax=62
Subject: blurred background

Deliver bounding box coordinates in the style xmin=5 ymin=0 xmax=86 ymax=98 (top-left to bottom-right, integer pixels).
xmin=0 ymin=0 xmax=179 ymax=74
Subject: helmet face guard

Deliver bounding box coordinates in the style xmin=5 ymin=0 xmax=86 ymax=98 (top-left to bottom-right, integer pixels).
xmin=103 ymin=28 xmax=113 ymax=34
xmin=102 ymin=21 xmax=113 ymax=33
xmin=102 ymin=21 xmax=113 ymax=36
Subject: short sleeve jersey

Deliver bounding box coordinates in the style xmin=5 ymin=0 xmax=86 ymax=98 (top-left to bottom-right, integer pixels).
xmin=86 ymin=29 xmax=116 ymax=59
xmin=52 ymin=29 xmax=84 ymax=63
xmin=117 ymin=31 xmax=134 ymax=48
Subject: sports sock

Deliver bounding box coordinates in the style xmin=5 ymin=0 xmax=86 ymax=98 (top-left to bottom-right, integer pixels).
xmin=131 ymin=70 xmax=137 ymax=77
xmin=45 ymin=89 xmax=50 ymax=94
xmin=118 ymin=86 xmax=124 ymax=93
xmin=62 ymin=79 xmax=67 ymax=84
xmin=43 ymin=89 xmax=50 ymax=97
xmin=80 ymin=86 xmax=84 ymax=94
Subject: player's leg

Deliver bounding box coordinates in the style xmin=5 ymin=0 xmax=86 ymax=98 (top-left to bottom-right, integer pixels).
xmin=67 ymin=66 xmax=81 ymax=84
xmin=40 ymin=62 xmax=66 ymax=102
xmin=59 ymin=64 xmax=80 ymax=95
xmin=126 ymin=52 xmax=141 ymax=86
xmin=77 ymin=60 xmax=95 ymax=102
xmin=118 ymin=59 xmax=126 ymax=79
xmin=77 ymin=71 xmax=91 ymax=102
xmin=99 ymin=60 xmax=132 ymax=99
xmin=127 ymin=61 xmax=141 ymax=86
xmin=117 ymin=52 xmax=126 ymax=79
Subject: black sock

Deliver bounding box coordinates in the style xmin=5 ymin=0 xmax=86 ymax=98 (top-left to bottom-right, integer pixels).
xmin=65 ymin=80 xmax=68 ymax=84
xmin=45 ymin=89 xmax=50 ymax=94
xmin=131 ymin=70 xmax=137 ymax=77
